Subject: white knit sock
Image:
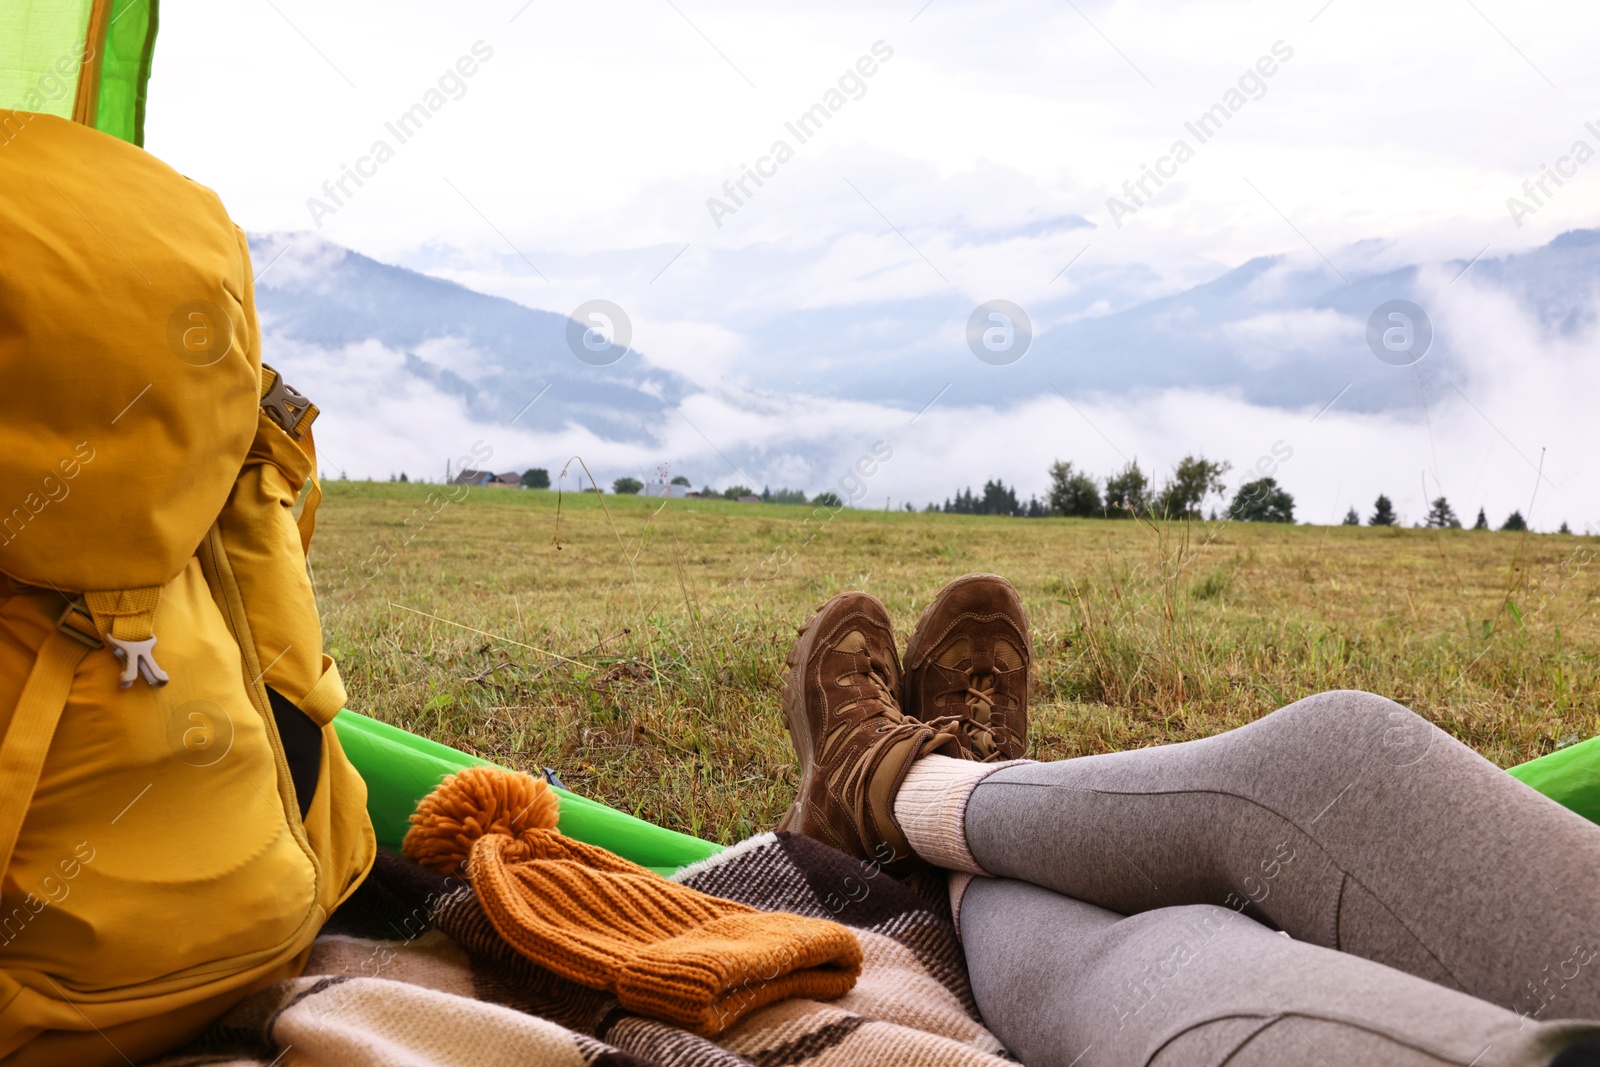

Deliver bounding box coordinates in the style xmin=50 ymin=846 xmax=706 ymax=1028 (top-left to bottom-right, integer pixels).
xmin=893 ymin=754 xmax=1031 ymax=873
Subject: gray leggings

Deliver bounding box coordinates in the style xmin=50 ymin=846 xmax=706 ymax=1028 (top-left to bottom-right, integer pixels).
xmin=957 ymin=691 xmax=1600 ymax=1066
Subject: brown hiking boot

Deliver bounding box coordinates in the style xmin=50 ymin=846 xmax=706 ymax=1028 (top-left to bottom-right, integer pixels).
xmin=903 ymin=574 xmax=1030 ymax=761
xmin=777 ymin=592 xmax=959 ymax=868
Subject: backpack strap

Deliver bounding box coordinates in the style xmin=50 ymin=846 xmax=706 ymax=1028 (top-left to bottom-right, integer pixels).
xmin=295 ymin=429 xmax=323 ymax=553
xmin=260 ymin=364 xmax=322 ymax=553
xmin=0 ymin=631 xmax=93 ymax=879
xmin=84 ymin=587 xmax=168 ymax=688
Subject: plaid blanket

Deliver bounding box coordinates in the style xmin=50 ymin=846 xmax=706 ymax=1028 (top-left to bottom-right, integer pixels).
xmin=152 ymin=832 xmax=1010 ymax=1066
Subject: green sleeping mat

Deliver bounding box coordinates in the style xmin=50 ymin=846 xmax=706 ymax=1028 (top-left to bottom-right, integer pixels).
xmin=333 ymin=710 xmax=723 ymax=877
xmin=1507 ymin=734 xmax=1600 ymax=826
xmin=335 ymin=709 xmax=1600 ymax=878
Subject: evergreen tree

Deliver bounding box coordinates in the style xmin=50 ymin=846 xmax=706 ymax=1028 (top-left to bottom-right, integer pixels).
xmin=1425 ymin=496 xmax=1461 ymax=529
xmin=1472 ymin=507 xmax=1488 ymax=530
xmin=1559 ymin=521 xmax=1571 ymax=534
xmin=1369 ymin=494 xmax=1397 ymax=526
xmin=1500 ymin=510 xmax=1527 ymax=532
xmin=979 ymin=479 xmax=1021 ymax=516
xmin=1227 ymin=477 xmax=1295 ymax=523
xmin=1342 ymin=506 xmax=1361 ymax=526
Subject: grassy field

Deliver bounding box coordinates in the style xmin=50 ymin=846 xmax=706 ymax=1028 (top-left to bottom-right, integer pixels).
xmin=311 ymin=480 xmax=1599 ymax=845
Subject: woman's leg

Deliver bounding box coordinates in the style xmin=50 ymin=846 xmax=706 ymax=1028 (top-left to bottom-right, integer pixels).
xmin=898 ymin=690 xmax=1600 ymax=1017
xmin=958 ymin=877 xmax=1596 ymax=1067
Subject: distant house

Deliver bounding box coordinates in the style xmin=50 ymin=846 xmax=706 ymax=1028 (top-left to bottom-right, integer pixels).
xmin=453 ymin=469 xmax=523 ymax=487
xmin=737 ymin=495 xmax=761 ymax=504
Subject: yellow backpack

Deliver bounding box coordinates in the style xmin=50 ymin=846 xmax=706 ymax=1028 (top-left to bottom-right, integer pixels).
xmin=0 ymin=113 xmax=375 ymax=1065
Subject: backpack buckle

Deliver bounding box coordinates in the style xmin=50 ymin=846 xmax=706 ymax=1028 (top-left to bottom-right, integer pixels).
xmin=261 ymin=372 xmax=316 ymax=441
xmin=56 ymin=598 xmax=104 ymax=650
xmin=57 ymin=597 xmax=169 ymax=687
xmin=105 ymin=635 xmax=170 ymax=689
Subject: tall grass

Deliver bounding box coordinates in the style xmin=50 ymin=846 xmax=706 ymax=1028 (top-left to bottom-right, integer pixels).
xmin=312 ymin=481 xmax=1599 ymax=844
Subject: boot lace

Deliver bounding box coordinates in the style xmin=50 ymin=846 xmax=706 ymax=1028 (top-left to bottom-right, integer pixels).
xmin=927 ymin=671 xmax=1014 ymax=761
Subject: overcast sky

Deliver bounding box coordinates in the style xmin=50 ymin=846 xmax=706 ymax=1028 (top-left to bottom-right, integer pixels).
xmin=142 ymin=0 xmax=1599 ymax=528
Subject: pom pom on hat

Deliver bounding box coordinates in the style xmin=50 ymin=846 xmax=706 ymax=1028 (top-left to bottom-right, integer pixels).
xmin=402 ymin=766 xmax=560 ymax=875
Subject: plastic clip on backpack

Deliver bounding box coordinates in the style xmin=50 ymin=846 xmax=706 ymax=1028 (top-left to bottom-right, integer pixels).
xmin=0 ymin=113 xmax=375 ymax=1066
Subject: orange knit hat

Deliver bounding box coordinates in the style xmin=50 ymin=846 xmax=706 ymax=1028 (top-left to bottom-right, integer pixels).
xmin=403 ymin=767 xmax=862 ymax=1035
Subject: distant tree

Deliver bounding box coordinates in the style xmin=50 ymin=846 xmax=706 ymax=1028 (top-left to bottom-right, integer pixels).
xmin=722 ymin=485 xmax=755 ymax=500
xmin=670 ymin=475 xmax=691 ymax=486
xmin=1342 ymin=507 xmax=1361 ymax=526
xmin=1024 ymin=496 xmax=1048 ymax=518
xmin=1559 ymin=520 xmax=1571 ymax=534
xmin=1048 ymin=461 xmax=1103 ymax=517
xmin=1369 ymin=494 xmax=1397 ymax=526
xmin=699 ymin=485 xmax=716 ymax=498
xmin=1501 ymin=510 xmax=1527 ymax=532
xmin=613 ymin=476 xmax=643 ymax=495
xmin=979 ymin=480 xmax=1021 ymax=516
xmin=1103 ymin=461 xmax=1151 ymax=519
xmin=764 ymin=487 xmax=807 ymax=505
xmin=1425 ymin=496 xmax=1462 ymax=529
xmin=1472 ymin=507 xmax=1489 ymax=530
xmin=399 ymin=472 xmax=409 ymax=483
xmin=812 ymin=490 xmax=844 ymax=508
xmin=1228 ymin=477 xmax=1295 ymax=523
xmin=944 ymin=482 xmax=1022 ymax=515
xmin=521 ymin=468 xmax=550 ymax=489
xmin=1156 ymin=455 xmax=1232 ymax=519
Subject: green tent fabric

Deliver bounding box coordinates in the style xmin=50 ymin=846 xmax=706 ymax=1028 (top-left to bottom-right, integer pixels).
xmin=0 ymin=0 xmax=158 ymax=146
xmin=91 ymin=0 xmax=158 ymax=145
xmin=333 ymin=710 xmax=723 ymax=877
